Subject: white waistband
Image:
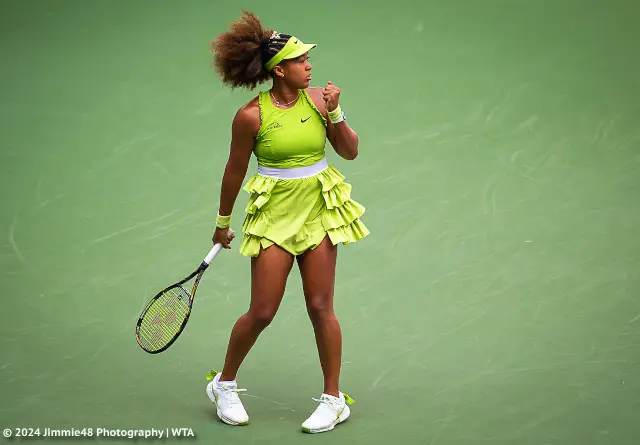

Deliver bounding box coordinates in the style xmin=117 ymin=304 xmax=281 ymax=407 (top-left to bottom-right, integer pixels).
xmin=257 ymin=157 xmax=328 ymax=179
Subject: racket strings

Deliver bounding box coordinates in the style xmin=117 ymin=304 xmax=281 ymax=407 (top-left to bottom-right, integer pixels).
xmin=137 ymin=287 xmax=191 ymax=351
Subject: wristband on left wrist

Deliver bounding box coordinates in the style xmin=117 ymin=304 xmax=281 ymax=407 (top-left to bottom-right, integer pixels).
xmin=328 ymin=104 xmax=345 ymax=123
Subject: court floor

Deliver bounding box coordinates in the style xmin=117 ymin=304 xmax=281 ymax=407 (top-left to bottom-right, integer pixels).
xmin=1 ymin=0 xmax=639 ymax=444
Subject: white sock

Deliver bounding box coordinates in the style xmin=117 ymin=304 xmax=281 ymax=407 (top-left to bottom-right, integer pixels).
xmin=215 ymin=375 xmax=237 ymax=388
xmin=323 ymin=393 xmax=344 ymax=404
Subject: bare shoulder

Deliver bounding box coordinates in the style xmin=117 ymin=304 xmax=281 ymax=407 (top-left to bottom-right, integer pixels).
xmin=233 ymin=96 xmax=261 ymax=135
xmin=305 ymin=87 xmax=327 ymax=115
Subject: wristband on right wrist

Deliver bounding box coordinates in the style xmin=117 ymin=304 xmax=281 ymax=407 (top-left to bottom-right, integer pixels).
xmin=216 ymin=213 xmax=231 ymax=229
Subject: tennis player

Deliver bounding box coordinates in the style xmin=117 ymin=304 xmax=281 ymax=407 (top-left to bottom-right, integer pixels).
xmin=206 ymin=11 xmax=369 ymax=433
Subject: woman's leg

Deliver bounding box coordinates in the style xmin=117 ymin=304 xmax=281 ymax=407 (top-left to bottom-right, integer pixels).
xmin=219 ymin=244 xmax=295 ymax=382
xmin=208 ymin=244 xmax=294 ymax=426
xmin=296 ymin=236 xmax=341 ymax=397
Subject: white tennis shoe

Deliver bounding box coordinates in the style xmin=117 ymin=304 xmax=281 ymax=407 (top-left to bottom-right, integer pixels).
xmin=301 ymin=392 xmax=355 ymax=433
xmin=205 ymin=370 xmax=249 ymax=426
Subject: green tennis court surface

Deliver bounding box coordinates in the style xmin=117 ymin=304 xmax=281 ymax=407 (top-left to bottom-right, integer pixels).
xmin=1 ymin=0 xmax=638 ymax=444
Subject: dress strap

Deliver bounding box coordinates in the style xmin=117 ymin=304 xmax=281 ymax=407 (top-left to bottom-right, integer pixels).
xmin=300 ymin=89 xmax=327 ymax=126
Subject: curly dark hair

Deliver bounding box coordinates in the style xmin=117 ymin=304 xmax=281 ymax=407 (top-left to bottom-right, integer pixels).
xmin=210 ymin=10 xmax=292 ymax=89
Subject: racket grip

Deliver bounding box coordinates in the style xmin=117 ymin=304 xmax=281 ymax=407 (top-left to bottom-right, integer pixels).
xmin=204 ymin=244 xmax=222 ymax=265
xmin=203 ymin=228 xmax=234 ymax=265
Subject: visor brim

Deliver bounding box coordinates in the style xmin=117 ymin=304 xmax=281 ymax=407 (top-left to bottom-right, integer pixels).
xmin=281 ymin=43 xmax=316 ymax=61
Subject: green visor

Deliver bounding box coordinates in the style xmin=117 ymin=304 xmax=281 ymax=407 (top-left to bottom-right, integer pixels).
xmin=265 ymin=36 xmax=316 ymax=71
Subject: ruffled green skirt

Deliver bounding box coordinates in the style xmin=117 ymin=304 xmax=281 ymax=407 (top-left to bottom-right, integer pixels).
xmin=239 ymin=165 xmax=369 ymax=257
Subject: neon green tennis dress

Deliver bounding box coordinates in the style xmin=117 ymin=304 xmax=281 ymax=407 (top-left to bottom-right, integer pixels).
xmin=238 ymin=89 xmax=369 ymax=257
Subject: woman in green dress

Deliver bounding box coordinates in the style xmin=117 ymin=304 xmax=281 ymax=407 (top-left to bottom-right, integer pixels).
xmin=206 ymin=10 xmax=369 ymax=434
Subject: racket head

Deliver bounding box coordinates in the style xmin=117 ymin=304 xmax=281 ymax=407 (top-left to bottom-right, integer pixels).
xmin=136 ymin=282 xmax=195 ymax=354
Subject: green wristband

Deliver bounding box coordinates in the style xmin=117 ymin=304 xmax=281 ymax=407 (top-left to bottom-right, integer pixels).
xmin=216 ymin=213 xmax=231 ymax=229
xmin=327 ymin=104 xmax=342 ymax=122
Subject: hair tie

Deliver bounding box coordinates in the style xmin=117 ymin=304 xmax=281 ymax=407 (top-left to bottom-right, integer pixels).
xmin=259 ymin=38 xmax=271 ymax=65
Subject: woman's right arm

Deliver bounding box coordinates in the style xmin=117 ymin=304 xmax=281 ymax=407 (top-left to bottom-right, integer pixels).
xmin=213 ymin=102 xmax=260 ymax=248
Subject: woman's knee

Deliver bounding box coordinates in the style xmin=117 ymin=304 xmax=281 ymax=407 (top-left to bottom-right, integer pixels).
xmin=247 ymin=304 xmax=279 ymax=328
xmin=305 ymin=293 xmax=335 ymax=321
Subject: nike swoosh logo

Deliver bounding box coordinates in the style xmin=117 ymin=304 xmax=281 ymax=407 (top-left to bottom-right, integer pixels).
xmin=301 ymin=117 xmax=311 ymax=123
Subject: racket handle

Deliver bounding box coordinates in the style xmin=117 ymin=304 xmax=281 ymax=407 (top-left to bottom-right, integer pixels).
xmin=203 ymin=228 xmax=234 ymax=265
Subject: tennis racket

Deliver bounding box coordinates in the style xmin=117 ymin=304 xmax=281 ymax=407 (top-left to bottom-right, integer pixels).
xmin=135 ymin=229 xmax=233 ymax=354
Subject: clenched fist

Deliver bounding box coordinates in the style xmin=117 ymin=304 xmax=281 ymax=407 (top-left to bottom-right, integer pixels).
xmin=323 ymin=81 xmax=341 ymax=112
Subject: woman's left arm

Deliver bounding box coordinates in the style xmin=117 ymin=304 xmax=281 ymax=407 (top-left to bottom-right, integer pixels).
xmin=308 ymin=83 xmax=359 ymax=160
xmin=327 ymin=117 xmax=359 ymax=160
